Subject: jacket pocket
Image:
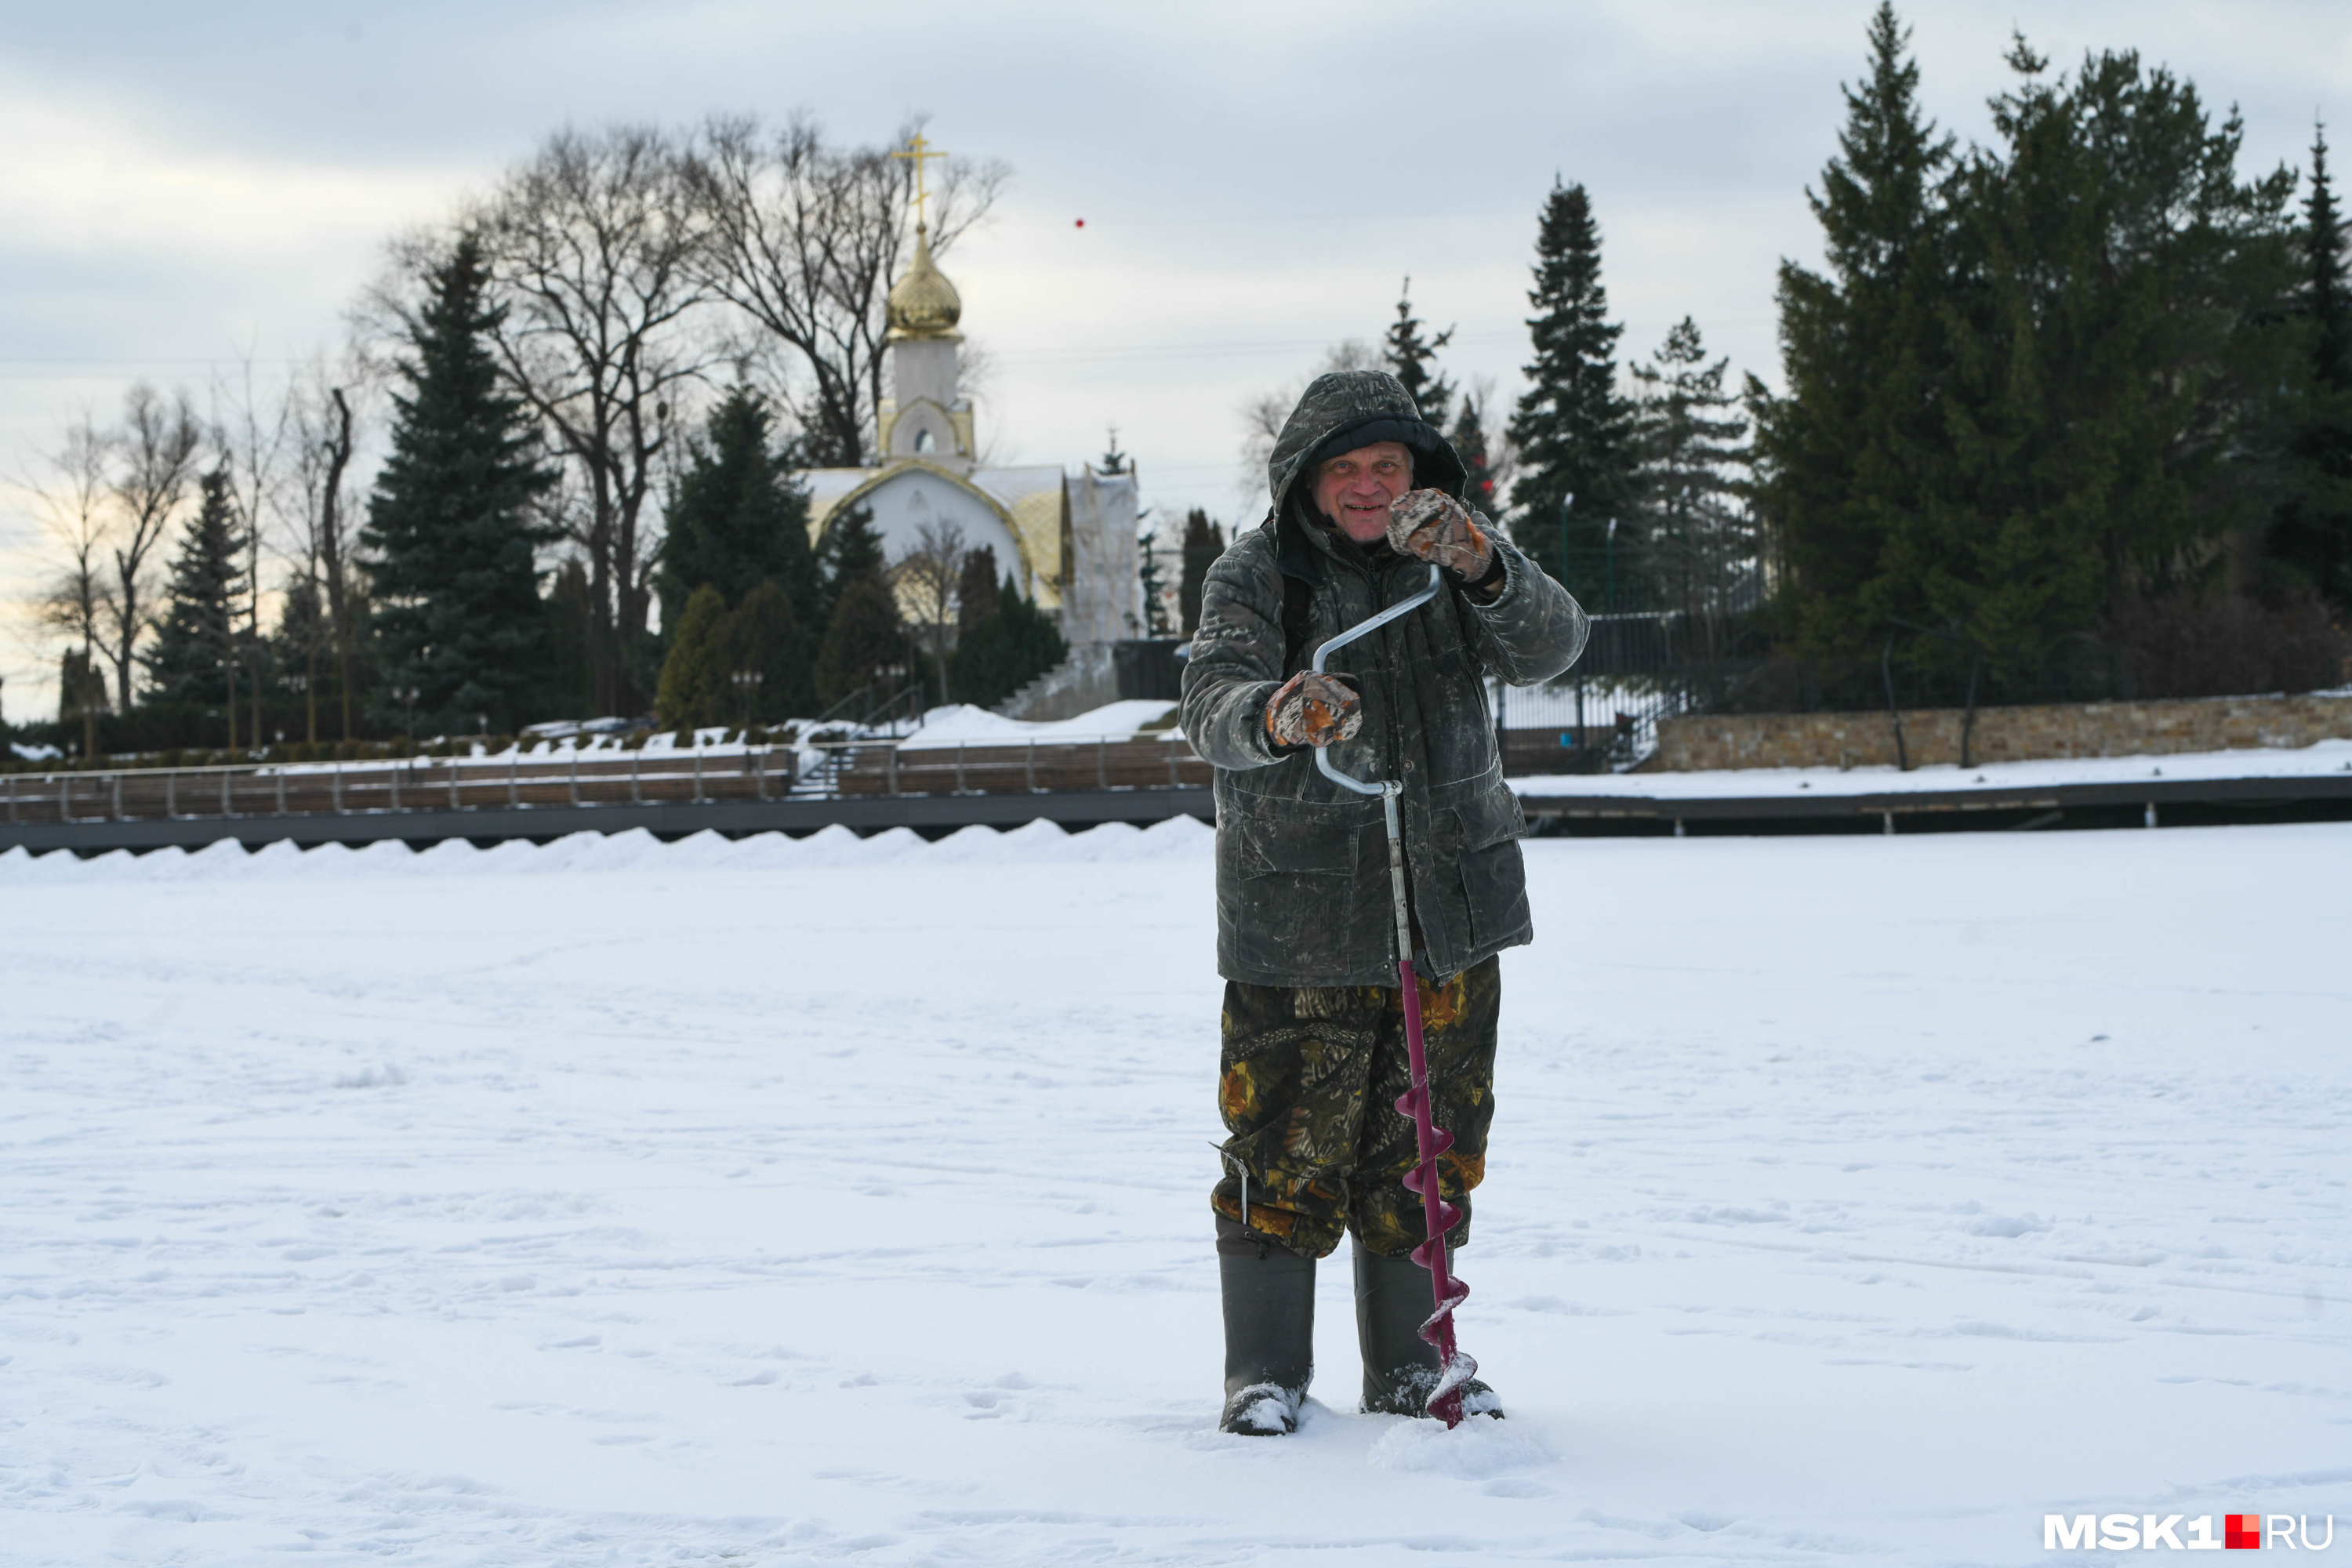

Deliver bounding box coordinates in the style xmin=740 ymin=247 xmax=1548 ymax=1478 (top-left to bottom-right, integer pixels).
xmin=1455 ymin=787 xmax=1530 ymax=953
xmin=1221 ymin=794 xmax=1375 ymax=980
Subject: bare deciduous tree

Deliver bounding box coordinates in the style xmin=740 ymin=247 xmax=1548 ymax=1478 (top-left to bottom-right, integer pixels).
xmin=100 ymin=385 xmax=205 ymax=712
xmin=216 ymin=353 xmax=294 ymax=746
xmin=476 ymin=123 xmax=721 ymax=716
xmin=684 ymin=114 xmax=1007 ymax=468
xmin=287 ymin=359 xmax=367 ymax=741
xmin=895 ymin=518 xmax=967 ymax=703
xmin=28 ymin=416 xmax=114 ymax=757
xmin=1237 ymin=340 xmax=1383 ymax=503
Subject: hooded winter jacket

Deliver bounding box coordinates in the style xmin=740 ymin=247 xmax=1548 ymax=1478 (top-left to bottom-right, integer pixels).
xmin=1181 ymin=370 xmax=1588 ymax=987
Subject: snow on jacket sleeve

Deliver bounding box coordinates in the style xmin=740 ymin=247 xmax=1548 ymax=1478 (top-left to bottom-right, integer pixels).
xmin=1454 ymin=535 xmax=1589 ymax=686
xmin=1179 ymin=534 xmax=1288 ymax=771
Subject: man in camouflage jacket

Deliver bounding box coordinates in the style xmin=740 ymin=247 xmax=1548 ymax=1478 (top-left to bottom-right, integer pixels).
xmin=1181 ymin=370 xmax=1588 ymax=1435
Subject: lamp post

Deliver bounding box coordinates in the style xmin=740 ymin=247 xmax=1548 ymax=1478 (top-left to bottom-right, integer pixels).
xmin=1557 ymin=490 xmax=1574 ymax=597
xmin=396 ymin=686 xmax=419 ymax=742
xmin=1605 ymin=517 xmax=1618 ymax=615
xmin=731 ymin=669 xmax=764 ymax=729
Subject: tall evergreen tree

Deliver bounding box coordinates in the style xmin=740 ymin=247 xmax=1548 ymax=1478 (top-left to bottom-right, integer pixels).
xmin=1508 ymin=181 xmax=1637 ymax=597
xmin=1749 ymin=2 xmax=1956 ymax=665
xmin=1178 ymin=509 xmax=1225 ymax=636
xmin=1448 ymin=394 xmax=1502 ymax=521
xmin=363 ymin=235 xmax=558 ymax=734
xmin=1384 ymin=276 xmax=1456 ymax=427
xmin=811 ymin=503 xmax=904 ymax=709
xmin=815 ymin=504 xmax=887 ymax=624
xmin=1921 ymin=39 xmax=2300 ymax=689
xmin=655 ymin=387 xmax=818 ymax=634
xmin=2267 ymin=121 xmax=2352 ymax=614
xmin=144 ymin=470 xmax=252 ymax=735
xmin=1630 ymin=319 xmax=1755 ymax=622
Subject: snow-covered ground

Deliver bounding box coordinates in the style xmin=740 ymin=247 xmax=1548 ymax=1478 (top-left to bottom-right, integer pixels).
xmin=3 ymin=822 xmax=2346 ymax=1565
xmin=1515 ymin=738 xmax=2352 ymax=799
xmin=895 ymin=699 xmax=1180 ymax=750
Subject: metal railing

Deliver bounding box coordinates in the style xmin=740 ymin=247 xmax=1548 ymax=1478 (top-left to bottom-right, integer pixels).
xmin=0 ymin=745 xmax=795 ymax=827
xmin=800 ymin=731 xmax=1210 ymax=799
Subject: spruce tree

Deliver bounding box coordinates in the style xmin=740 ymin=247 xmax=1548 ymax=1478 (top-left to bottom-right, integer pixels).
xmin=1925 ymin=39 xmax=2300 ymax=691
xmin=145 ymin=470 xmax=252 ymax=731
xmin=815 ymin=504 xmax=887 ymax=626
xmin=1178 ymin=510 xmax=1225 ymax=636
xmin=951 ymin=576 xmax=1071 ymax=710
xmin=1384 ymin=276 xmax=1457 ymax=427
xmin=363 ymin=235 xmax=557 ymax=735
xmin=1448 ymin=395 xmax=1503 ymax=521
xmin=1629 ymin=319 xmax=1754 ymax=621
xmin=1748 ymin=4 xmax=1957 ymax=669
xmin=2268 ymin=121 xmax=2352 ymax=615
xmin=656 ymin=388 xmax=818 ymax=634
xmin=1507 ymin=181 xmax=1637 ymax=597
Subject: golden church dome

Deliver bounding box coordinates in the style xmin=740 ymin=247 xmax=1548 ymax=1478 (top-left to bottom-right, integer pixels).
xmin=886 ymin=225 xmax=962 ymax=341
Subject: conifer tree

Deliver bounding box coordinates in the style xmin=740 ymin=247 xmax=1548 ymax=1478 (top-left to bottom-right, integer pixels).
xmin=728 ymin=577 xmax=815 ymax=721
xmin=655 ymin=583 xmax=730 ymax=727
xmin=1448 ymin=394 xmax=1503 ymax=521
xmin=2268 ymin=121 xmax=2352 ymax=614
xmin=1750 ymin=4 xmax=1954 ymax=665
xmin=1384 ymin=276 xmax=1456 ymax=427
xmin=1924 ymin=38 xmax=2300 ymax=689
xmin=1630 ymin=319 xmax=1754 ymax=622
xmin=815 ymin=575 xmax=906 ymax=709
xmin=145 ymin=469 xmax=252 ymax=740
xmin=363 ymin=235 xmax=557 ymax=735
xmin=656 ymin=387 xmax=818 ymax=633
xmin=951 ymin=576 xmax=1070 ymax=710
xmin=1508 ymin=181 xmax=1637 ymax=596
xmin=1178 ymin=509 xmax=1225 ymax=636
xmin=810 ymin=503 xmax=905 ymax=708
xmin=543 ymin=558 xmax=597 ymax=720
xmin=815 ymin=504 xmax=887 ymax=625
xmin=1138 ymin=527 xmax=1174 ymax=637
xmin=957 ymin=545 xmax=1000 ymax=637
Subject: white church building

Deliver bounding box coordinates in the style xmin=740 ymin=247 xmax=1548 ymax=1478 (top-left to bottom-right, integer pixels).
xmin=800 ymin=223 xmax=1142 ymax=650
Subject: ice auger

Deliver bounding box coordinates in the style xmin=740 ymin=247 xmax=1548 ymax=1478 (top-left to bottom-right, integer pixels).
xmin=1310 ymin=562 xmax=1479 ymax=1428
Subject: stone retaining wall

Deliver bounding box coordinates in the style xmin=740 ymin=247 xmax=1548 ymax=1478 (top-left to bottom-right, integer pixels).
xmin=1653 ymin=694 xmax=2352 ymax=771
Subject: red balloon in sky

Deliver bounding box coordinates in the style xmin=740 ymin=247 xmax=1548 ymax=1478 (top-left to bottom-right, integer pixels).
xmin=1074 ymin=219 xmax=1085 ymax=228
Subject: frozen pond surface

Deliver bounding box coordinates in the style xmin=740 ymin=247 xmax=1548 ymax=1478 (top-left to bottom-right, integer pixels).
xmin=2 ymin=820 xmax=2347 ymax=1565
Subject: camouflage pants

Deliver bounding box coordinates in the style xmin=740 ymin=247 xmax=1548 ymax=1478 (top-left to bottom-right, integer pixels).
xmin=1211 ymin=956 xmax=1499 ymax=1261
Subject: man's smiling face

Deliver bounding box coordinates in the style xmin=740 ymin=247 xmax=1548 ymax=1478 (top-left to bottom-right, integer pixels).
xmin=1311 ymin=441 xmax=1414 ymax=544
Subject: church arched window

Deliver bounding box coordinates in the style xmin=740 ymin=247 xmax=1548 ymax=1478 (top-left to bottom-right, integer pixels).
xmin=914 ymin=426 xmax=935 ymax=454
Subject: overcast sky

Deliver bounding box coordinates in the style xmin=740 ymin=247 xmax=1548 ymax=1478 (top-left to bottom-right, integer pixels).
xmin=2 ymin=0 xmax=2346 ymax=717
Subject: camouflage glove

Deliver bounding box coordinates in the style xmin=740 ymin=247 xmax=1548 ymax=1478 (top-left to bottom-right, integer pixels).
xmin=1386 ymin=488 xmax=1495 ymax=582
xmin=1265 ymin=671 xmax=1363 ymax=749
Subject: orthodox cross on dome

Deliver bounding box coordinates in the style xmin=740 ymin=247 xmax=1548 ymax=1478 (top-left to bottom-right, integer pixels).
xmin=892 ymin=132 xmax=948 ymax=228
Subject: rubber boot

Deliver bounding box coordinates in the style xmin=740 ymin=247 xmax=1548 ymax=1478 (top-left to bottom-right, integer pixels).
xmin=1354 ymin=1242 xmax=1503 ymax=1419
xmin=1218 ymin=1243 xmax=1315 ymax=1435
